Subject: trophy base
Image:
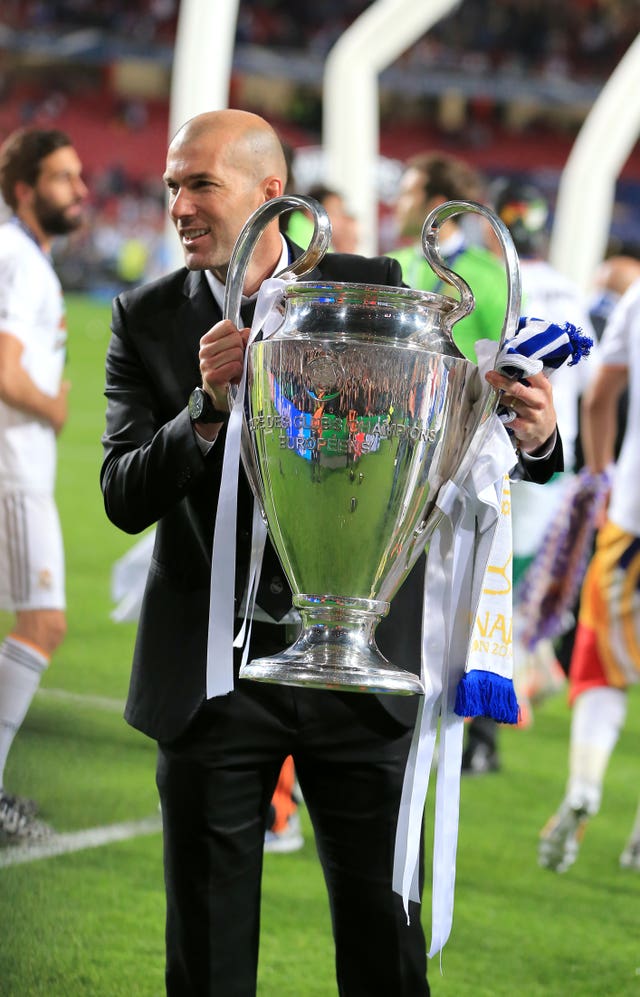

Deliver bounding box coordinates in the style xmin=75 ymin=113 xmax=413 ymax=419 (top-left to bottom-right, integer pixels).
xmin=239 ymin=596 xmax=424 ymax=695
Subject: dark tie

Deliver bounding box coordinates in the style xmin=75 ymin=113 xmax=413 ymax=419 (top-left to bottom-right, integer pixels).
xmin=255 ymin=539 xmax=292 ymax=622
xmin=240 ymin=301 xmax=256 ymax=327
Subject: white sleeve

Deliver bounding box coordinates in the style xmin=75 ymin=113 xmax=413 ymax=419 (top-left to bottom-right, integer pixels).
xmin=0 ymin=248 xmax=35 ymax=345
xmin=598 ymin=280 xmax=640 ymax=366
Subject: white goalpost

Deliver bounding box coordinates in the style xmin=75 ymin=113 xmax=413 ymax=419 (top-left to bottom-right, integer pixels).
xmin=323 ymin=2 xmax=640 ymax=275
xmin=164 ymin=0 xmax=240 ymax=269
xmin=323 ymin=0 xmax=462 ymax=256
xmin=549 ymin=31 xmax=640 ymax=291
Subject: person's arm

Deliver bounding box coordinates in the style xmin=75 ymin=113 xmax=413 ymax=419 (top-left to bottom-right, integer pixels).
xmin=580 ymin=364 xmax=628 ymax=473
xmin=580 ymin=276 xmax=636 ymax=473
xmin=101 ymin=295 xmax=216 ymax=535
xmin=518 ymin=429 xmax=563 ymax=484
xmin=100 ymin=296 xmax=250 ymax=535
xmin=0 ymin=330 xmax=69 ymax=433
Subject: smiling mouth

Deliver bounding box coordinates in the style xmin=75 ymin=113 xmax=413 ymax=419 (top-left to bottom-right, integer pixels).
xmin=180 ymin=228 xmax=208 ymax=246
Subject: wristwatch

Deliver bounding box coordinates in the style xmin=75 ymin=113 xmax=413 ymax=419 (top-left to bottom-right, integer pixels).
xmin=188 ymin=387 xmax=229 ymax=424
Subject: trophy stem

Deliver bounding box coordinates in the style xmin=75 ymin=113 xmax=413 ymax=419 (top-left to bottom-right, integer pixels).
xmin=239 ymin=595 xmax=425 ymax=695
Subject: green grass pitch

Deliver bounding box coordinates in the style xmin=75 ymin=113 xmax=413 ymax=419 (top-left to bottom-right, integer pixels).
xmin=1 ymin=294 xmax=639 ymax=995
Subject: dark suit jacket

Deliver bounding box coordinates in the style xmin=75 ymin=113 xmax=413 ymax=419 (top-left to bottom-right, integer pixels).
xmin=101 ymin=245 xmax=563 ymax=742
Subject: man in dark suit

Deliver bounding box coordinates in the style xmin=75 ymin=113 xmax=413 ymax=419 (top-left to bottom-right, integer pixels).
xmin=100 ymin=109 xmax=562 ymax=996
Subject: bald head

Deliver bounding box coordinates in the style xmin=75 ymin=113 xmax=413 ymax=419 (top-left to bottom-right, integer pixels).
xmin=164 ymin=108 xmax=289 ymax=290
xmin=170 ymin=110 xmax=288 ymax=189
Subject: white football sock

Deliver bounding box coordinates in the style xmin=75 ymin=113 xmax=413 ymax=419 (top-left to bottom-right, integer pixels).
xmin=0 ymin=635 xmax=49 ymax=790
xmin=566 ymin=685 xmax=627 ymax=815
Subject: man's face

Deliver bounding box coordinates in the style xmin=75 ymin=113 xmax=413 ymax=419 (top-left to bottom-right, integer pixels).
xmin=163 ymin=128 xmax=267 ymax=275
xmin=394 ymin=167 xmax=429 ymax=240
xmin=32 ymin=146 xmax=87 ymax=236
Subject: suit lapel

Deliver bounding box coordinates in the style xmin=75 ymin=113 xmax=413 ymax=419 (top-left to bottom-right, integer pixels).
xmin=182 ymin=269 xmax=221 ymax=340
xmin=168 ymin=270 xmax=221 ymax=387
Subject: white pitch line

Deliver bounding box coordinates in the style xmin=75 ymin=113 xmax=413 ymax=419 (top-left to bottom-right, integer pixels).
xmin=37 ymin=686 xmax=126 ymax=713
xmin=0 ymin=815 xmax=162 ymax=868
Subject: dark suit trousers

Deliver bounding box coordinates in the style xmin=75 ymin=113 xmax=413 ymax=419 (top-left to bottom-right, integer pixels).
xmin=156 ymin=627 xmax=429 ymax=997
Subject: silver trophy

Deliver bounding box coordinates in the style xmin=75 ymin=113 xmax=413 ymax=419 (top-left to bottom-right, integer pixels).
xmin=224 ymin=195 xmax=520 ymax=695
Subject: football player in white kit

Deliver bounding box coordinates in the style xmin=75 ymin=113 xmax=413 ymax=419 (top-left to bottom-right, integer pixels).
xmin=0 ymin=128 xmax=87 ymax=842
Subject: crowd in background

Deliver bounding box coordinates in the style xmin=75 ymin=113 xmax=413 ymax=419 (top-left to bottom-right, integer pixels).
xmin=1 ymin=0 xmax=638 ymax=112
xmin=1 ymin=0 xmax=640 ymax=291
xmin=0 ymin=0 xmax=178 ymax=42
xmin=236 ymin=0 xmax=640 ymax=84
xmin=1 ymin=0 xmax=638 ymax=80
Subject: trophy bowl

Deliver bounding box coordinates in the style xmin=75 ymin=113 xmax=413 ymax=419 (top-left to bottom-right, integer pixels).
xmin=223 ymin=196 xmax=520 ymax=694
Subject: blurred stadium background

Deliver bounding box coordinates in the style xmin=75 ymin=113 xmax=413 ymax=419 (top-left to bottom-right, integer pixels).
xmin=2 ymin=4 xmax=640 ymax=994
xmin=1 ymin=0 xmax=640 ymax=293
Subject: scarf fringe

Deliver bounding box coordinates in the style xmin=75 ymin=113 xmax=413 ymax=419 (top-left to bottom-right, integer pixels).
xmin=564 ymin=322 xmax=594 ymax=365
xmin=454 ymin=670 xmax=519 ymax=725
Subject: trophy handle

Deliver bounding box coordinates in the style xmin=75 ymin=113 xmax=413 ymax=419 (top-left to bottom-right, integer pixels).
xmin=223 ymin=194 xmax=332 ymax=330
xmin=221 ymin=195 xmax=332 ymax=521
xmin=406 ymin=199 xmax=523 ymax=552
xmin=421 ymin=198 xmax=521 ymax=354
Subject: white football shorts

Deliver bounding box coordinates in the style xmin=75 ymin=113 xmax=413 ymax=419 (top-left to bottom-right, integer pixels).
xmin=0 ymin=491 xmax=66 ymax=611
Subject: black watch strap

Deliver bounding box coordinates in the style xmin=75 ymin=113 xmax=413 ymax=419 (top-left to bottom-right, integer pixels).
xmin=188 ymin=387 xmax=230 ymax=425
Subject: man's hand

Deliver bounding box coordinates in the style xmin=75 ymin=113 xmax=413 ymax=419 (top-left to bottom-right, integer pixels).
xmin=198 ymin=319 xmax=250 ymax=411
xmin=485 ymin=368 xmax=557 ymax=455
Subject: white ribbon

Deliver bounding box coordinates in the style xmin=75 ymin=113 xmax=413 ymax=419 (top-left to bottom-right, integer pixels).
xmin=392 ymin=416 xmax=517 ymax=958
xmin=233 ymin=502 xmax=268 ymax=672
xmin=411 ymin=333 xmax=568 ymax=955
xmin=206 ymin=278 xmax=287 ymax=698
xmin=393 ymin=508 xmax=456 ymax=912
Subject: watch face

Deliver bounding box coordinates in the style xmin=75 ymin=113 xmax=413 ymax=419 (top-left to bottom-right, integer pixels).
xmin=189 ymin=387 xmax=228 ymax=424
xmin=189 ymin=388 xmax=205 ymax=421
